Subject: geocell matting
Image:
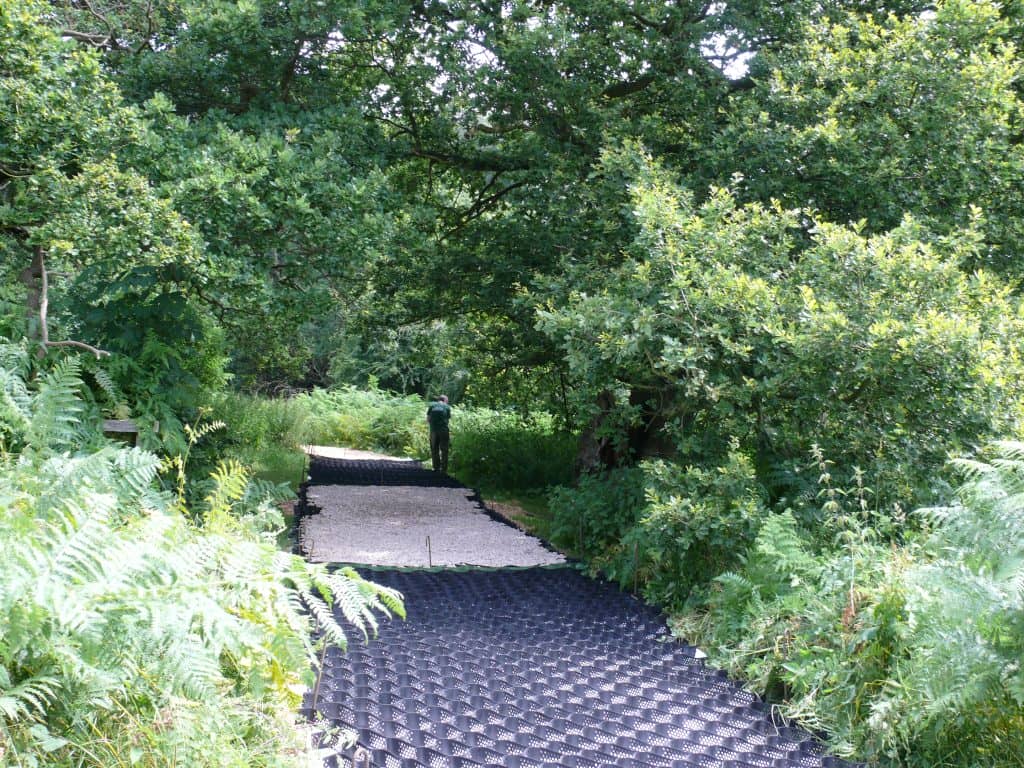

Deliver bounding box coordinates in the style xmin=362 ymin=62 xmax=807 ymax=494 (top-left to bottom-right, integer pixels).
xmin=301 ymin=457 xmax=853 ymax=768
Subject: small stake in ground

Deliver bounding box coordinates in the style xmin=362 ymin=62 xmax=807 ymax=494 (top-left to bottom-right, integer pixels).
xmin=577 ymin=509 xmax=583 ymax=556
xmin=427 ymin=535 xmax=432 ymax=567
xmin=633 ymin=541 xmax=639 ymax=594
xmin=309 ymin=639 xmax=329 ymax=719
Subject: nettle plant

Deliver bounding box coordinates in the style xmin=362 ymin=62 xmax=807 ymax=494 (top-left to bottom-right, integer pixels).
xmin=0 ymin=344 xmax=403 ymax=767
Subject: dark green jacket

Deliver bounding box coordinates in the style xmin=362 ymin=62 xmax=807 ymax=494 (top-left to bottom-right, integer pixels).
xmin=427 ymin=401 xmax=452 ymax=433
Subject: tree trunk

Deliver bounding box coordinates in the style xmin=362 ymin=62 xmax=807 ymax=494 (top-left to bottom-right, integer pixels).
xmin=18 ymin=247 xmax=109 ymax=358
xmin=19 ymin=246 xmax=45 ymax=343
xmin=573 ymin=387 xmax=674 ymax=478
xmin=573 ymin=390 xmax=619 ymax=477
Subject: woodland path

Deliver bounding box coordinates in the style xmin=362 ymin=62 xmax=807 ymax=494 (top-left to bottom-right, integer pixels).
xmin=297 ymin=453 xmax=853 ymax=768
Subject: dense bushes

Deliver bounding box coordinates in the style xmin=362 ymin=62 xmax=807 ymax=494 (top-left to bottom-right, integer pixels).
xmin=672 ymin=444 xmax=1024 ymax=765
xmin=302 ymin=387 xmax=430 ymax=458
xmin=445 ymin=408 xmax=575 ymax=491
xmin=549 ymin=467 xmax=647 ymax=556
xmin=540 ymin=151 xmax=1024 ymax=513
xmin=550 ymin=440 xmax=1024 ymax=764
xmin=550 ymin=449 xmax=768 ymax=606
xmin=0 ymin=347 xmax=402 ymax=767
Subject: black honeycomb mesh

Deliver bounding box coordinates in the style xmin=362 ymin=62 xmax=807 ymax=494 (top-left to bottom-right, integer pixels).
xmin=309 ymin=457 xmax=463 ymax=488
xmin=304 ymin=567 xmax=854 ymax=768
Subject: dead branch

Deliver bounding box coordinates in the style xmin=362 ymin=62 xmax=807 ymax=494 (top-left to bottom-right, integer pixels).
xmin=31 ymin=247 xmax=111 ymax=359
xmin=61 ymin=28 xmax=112 ymax=46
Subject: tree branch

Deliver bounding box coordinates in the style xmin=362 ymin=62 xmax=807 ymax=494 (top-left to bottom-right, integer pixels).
xmin=602 ymin=73 xmax=657 ymax=99
xmin=61 ymin=29 xmax=112 ymax=46
xmin=440 ymin=178 xmax=529 ymax=241
xmin=727 ymin=76 xmax=756 ymax=93
xmin=45 ymin=340 xmax=111 ymax=357
xmin=30 ymin=247 xmax=110 ymax=358
xmin=409 ymin=147 xmax=531 ymax=173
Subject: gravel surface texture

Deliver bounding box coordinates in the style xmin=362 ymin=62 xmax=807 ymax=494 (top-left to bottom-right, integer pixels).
xmin=300 ymin=484 xmax=564 ymax=567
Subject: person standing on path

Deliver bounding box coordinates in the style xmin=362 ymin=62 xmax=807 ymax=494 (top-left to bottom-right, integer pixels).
xmin=426 ymin=395 xmax=452 ymax=473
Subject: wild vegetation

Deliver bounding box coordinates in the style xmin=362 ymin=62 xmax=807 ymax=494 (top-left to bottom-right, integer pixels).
xmin=210 ymin=385 xmax=575 ymax=494
xmin=5 ymin=0 xmax=1024 ymax=764
xmin=0 ymin=346 xmax=403 ymax=767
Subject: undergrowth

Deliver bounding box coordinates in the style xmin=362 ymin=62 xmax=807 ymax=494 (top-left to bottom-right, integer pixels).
xmin=0 ymin=345 xmax=404 ymax=767
xmin=299 ymin=386 xmax=575 ymax=492
xmin=207 ymin=391 xmax=312 ymax=488
xmin=551 ymin=441 xmax=1024 ymax=766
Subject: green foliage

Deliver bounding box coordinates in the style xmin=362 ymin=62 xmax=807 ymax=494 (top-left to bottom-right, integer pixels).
xmin=444 ymin=408 xmax=575 ymax=491
xmin=206 ymin=392 xmax=313 ymax=487
xmin=716 ymin=0 xmax=1024 ymax=274
xmin=672 ymin=442 xmax=1024 ymax=765
xmin=303 ymin=387 xmax=430 ymax=458
xmin=541 ymin=147 xmax=1024 ymax=513
xmin=0 ymin=346 xmax=403 ymax=767
xmin=549 ymin=448 xmax=767 ymax=608
xmin=0 ymin=1 xmax=227 ymax=448
xmin=621 ymin=450 xmax=768 ymax=609
xmin=549 ymin=467 xmax=648 ymax=558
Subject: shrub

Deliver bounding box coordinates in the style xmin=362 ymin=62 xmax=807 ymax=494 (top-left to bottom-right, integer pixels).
xmin=549 ymin=448 xmax=767 ymax=607
xmin=301 ymin=387 xmax=428 ymax=456
xmin=540 ymin=150 xmax=1024 ymax=515
xmin=448 ymin=408 xmax=575 ymax=491
xmin=621 ymin=449 xmax=768 ymax=609
xmin=549 ymin=466 xmax=647 ymax=557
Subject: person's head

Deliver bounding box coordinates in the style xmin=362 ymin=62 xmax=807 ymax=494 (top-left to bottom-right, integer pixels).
xmin=438 ymin=395 xmax=449 ymax=404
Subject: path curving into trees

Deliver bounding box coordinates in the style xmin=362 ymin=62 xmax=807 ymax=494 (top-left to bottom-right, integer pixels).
xmin=299 ymin=455 xmax=853 ymax=768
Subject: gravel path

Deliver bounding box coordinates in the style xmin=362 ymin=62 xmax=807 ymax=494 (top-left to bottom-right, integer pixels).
xmin=298 ymin=463 xmax=563 ymax=567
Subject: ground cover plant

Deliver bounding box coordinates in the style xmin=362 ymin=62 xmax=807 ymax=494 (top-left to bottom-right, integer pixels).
xmin=0 ymin=345 xmax=403 ymax=767
xmin=669 ymin=445 xmax=1024 ymax=766
xmin=207 ymin=391 xmax=314 ymax=489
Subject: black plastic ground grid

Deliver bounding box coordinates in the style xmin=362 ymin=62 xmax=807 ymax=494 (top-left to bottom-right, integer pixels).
xmin=304 ymin=567 xmax=853 ymax=768
xmin=308 ymin=457 xmax=464 ymax=488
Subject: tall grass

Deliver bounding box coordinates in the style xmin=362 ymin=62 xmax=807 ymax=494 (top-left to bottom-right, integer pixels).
xmin=207 ymin=392 xmax=312 ymax=488
xmin=447 ymin=408 xmax=575 ymax=491
xmin=302 ymin=387 xmax=430 ymax=458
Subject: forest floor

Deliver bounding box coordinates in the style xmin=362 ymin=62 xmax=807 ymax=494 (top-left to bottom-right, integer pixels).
xmin=298 ymin=452 xmax=852 ymax=768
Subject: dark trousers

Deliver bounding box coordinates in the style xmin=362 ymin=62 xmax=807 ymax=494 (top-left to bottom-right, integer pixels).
xmin=430 ymin=430 xmax=450 ymax=473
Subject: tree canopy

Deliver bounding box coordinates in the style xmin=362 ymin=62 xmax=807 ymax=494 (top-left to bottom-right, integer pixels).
xmin=4 ymin=0 xmax=1024 ymax=499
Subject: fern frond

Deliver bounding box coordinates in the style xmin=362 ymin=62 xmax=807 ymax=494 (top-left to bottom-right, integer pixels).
xmin=204 ymin=460 xmax=250 ymax=522
xmin=25 ymin=357 xmax=87 ymax=453
xmin=89 ymin=366 xmax=127 ymax=413
xmin=0 ymin=367 xmax=31 ymax=444
xmin=0 ymin=675 xmax=60 ymax=722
